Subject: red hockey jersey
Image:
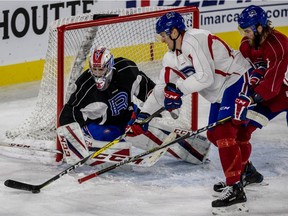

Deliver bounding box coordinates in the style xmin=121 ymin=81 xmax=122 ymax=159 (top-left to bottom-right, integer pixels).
xmin=240 ymin=30 xmax=288 ymax=112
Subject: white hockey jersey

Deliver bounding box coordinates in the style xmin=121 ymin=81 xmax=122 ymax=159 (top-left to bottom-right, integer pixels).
xmin=141 ymin=28 xmax=250 ymax=115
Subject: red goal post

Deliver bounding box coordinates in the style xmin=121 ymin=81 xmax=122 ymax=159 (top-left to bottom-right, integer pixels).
xmin=5 ymin=6 xmax=199 ymax=163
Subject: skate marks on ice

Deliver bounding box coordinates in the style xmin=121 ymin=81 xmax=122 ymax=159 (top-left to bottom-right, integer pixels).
xmin=212 ymin=202 xmax=249 ymax=215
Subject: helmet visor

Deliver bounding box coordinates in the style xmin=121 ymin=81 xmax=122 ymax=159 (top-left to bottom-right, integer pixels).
xmin=91 ymin=67 xmax=113 ymax=91
xmin=238 ymin=26 xmax=246 ymax=36
xmin=91 ymin=66 xmax=108 ymax=77
xmin=238 ymin=25 xmax=256 ymax=36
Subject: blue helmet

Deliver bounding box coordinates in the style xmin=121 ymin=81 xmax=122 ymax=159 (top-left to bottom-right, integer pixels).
xmin=238 ymin=5 xmax=267 ymax=31
xmin=156 ymin=12 xmax=186 ymax=35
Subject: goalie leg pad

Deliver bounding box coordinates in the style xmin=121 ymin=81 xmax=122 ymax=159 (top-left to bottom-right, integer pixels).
xmin=57 ymin=122 xmax=89 ymax=165
xmin=83 ymin=133 xmax=131 ymax=167
xmin=130 ymin=126 xmax=211 ymax=164
xmin=169 ymin=134 xmax=211 ymax=164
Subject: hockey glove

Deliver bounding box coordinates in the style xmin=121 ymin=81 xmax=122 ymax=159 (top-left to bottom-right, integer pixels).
xmin=253 ymin=60 xmax=267 ymax=69
xmin=164 ymin=83 xmax=183 ymax=112
xmin=249 ymin=67 xmax=266 ymax=88
xmin=126 ymin=112 xmax=150 ymax=137
xmin=127 ymin=104 xmax=140 ymax=126
xmin=233 ymin=93 xmax=252 ymax=125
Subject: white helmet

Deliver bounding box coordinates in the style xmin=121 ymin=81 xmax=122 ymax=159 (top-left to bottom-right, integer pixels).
xmin=89 ymin=45 xmax=114 ymax=91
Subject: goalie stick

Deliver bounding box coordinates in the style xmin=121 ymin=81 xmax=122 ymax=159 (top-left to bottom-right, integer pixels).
xmin=0 ymin=140 xmax=168 ymax=161
xmin=0 ymin=141 xmax=62 ymax=154
xmin=78 ymin=116 xmax=232 ymax=184
xmin=4 ymin=107 xmax=165 ymax=193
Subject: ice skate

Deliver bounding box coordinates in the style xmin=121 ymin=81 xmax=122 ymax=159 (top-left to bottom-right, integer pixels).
xmin=242 ymin=161 xmax=264 ymax=186
xmin=213 ymin=161 xmax=265 ymax=194
xmin=212 ymin=182 xmax=248 ymax=215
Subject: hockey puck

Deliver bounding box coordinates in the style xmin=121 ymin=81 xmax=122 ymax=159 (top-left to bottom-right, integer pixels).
xmin=32 ymin=189 xmax=40 ymax=194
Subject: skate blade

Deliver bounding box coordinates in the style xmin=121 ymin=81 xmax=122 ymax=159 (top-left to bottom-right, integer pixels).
xmin=212 ymin=191 xmax=222 ymax=197
xmin=212 ymin=203 xmax=249 ymax=215
xmin=246 ymin=180 xmax=269 ymax=187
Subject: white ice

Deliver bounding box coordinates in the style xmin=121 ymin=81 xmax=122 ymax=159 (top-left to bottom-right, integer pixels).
xmin=0 ymin=81 xmax=287 ymax=216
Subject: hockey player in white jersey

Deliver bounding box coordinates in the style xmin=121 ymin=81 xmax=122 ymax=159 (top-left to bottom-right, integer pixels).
xmin=127 ymin=11 xmax=254 ymax=213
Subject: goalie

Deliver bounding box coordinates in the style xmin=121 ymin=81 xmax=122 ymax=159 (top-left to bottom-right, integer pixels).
xmin=57 ymin=45 xmax=155 ymax=166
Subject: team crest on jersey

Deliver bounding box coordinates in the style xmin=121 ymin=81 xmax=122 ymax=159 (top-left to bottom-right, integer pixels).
xmin=248 ymin=10 xmax=257 ymax=18
xmin=108 ymin=92 xmax=129 ymax=116
xmin=180 ymin=66 xmax=196 ymax=77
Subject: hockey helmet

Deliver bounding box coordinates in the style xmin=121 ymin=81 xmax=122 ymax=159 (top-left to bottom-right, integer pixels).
xmin=156 ymin=11 xmax=186 ymax=35
xmin=238 ymin=5 xmax=267 ymax=32
xmin=89 ymin=45 xmax=114 ymax=91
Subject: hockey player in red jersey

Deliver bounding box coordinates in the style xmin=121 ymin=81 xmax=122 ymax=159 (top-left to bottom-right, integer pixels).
xmin=215 ymin=5 xmax=288 ymax=194
xmin=126 ymin=11 xmax=257 ymax=213
xmin=238 ymin=5 xmax=288 ymax=114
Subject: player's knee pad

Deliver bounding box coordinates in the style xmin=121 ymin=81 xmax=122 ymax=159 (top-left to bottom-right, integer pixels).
xmin=83 ymin=123 xmax=125 ymax=141
xmin=216 ymin=138 xmax=237 ymax=149
xmin=210 ymin=121 xmax=238 ymax=141
xmin=236 ymin=124 xmax=257 ymax=142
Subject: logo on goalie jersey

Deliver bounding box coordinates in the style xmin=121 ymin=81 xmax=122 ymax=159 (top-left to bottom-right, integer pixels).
xmin=108 ymin=92 xmax=129 ymax=116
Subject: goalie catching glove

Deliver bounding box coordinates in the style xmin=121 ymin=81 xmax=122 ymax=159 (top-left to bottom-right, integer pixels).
xmin=126 ymin=112 xmax=150 ymax=137
xmin=164 ymin=83 xmax=183 ymax=112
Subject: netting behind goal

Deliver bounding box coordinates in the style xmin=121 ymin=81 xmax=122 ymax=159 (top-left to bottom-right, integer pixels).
xmin=5 ymin=6 xmax=199 ymax=162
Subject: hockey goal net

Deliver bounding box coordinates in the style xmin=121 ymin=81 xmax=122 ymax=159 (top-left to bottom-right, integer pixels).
xmin=5 ymin=6 xmax=199 ymax=163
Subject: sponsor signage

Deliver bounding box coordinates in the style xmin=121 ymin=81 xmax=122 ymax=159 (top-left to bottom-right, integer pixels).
xmin=0 ymin=0 xmax=287 ymax=65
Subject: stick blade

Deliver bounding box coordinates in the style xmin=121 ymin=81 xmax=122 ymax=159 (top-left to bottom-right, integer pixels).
xmin=4 ymin=179 xmax=40 ymax=193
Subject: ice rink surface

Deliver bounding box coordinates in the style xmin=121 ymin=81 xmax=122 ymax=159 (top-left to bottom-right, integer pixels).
xmin=0 ymin=81 xmax=287 ymax=216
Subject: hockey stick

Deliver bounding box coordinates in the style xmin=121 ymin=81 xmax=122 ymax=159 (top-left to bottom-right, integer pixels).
xmin=4 ymin=107 xmax=165 ymax=193
xmin=0 ymin=142 xmax=62 ymax=154
xmin=78 ymin=131 xmax=177 ymax=183
xmin=92 ymin=133 xmax=176 ymax=167
xmin=87 ymin=148 xmax=169 ymax=167
xmin=78 ymin=116 xmax=232 ymax=184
